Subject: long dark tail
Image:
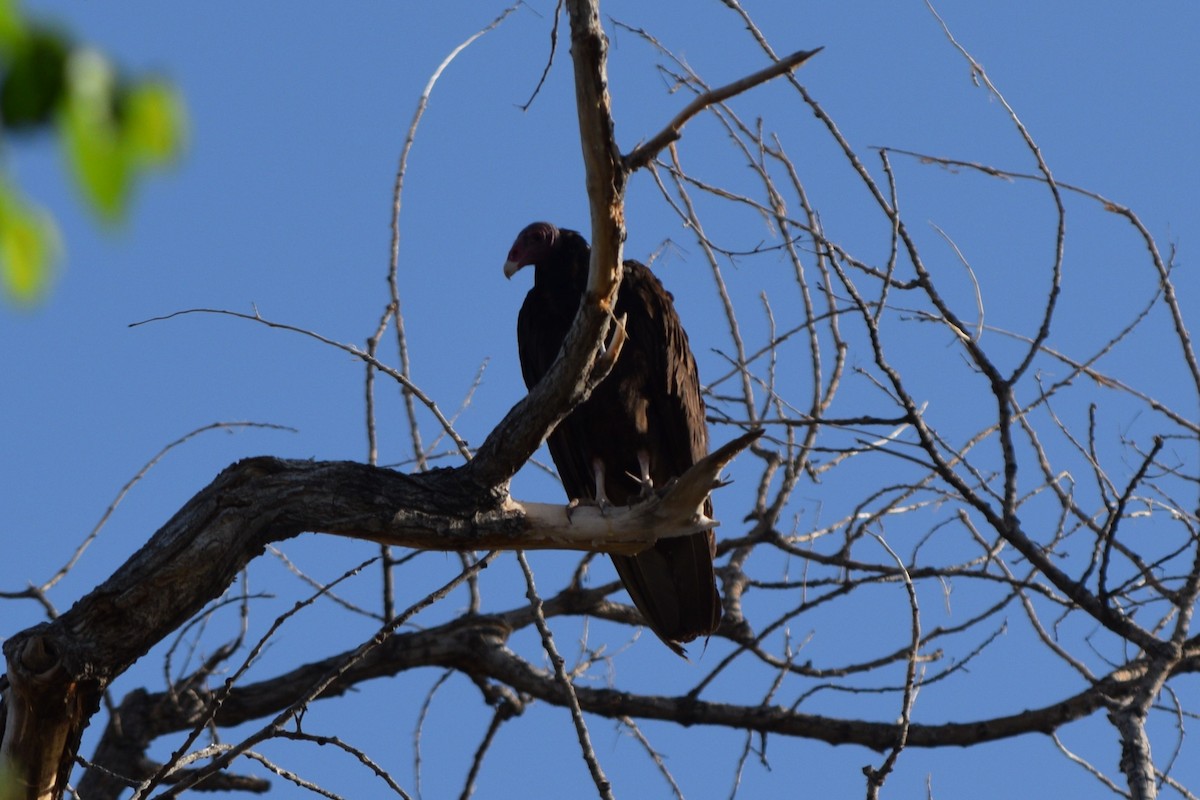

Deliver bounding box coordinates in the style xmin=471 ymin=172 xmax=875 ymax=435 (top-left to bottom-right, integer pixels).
xmin=610 ymin=531 xmax=720 ymax=657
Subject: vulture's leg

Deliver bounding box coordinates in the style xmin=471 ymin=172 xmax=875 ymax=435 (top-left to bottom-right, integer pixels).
xmin=592 ymin=458 xmax=612 ymax=512
xmin=633 ymin=449 xmax=655 ymax=498
xmin=564 ymin=460 xmax=611 ymax=522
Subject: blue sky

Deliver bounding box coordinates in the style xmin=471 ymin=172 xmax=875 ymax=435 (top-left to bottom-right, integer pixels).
xmin=3 ymin=1 xmax=1198 ymax=797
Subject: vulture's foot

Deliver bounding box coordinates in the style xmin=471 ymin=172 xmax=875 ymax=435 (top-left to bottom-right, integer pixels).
xmin=565 ymin=495 xmax=612 ymax=523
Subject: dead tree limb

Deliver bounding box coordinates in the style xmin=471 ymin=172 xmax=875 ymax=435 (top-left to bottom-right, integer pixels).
xmin=1 ymin=426 xmax=760 ymax=800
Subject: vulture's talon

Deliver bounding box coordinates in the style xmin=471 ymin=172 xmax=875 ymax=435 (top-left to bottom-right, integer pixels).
xmin=565 ymin=496 xmax=611 ymax=521
xmin=630 ymin=474 xmax=656 ymax=501
xmin=634 ymin=450 xmax=656 ymax=500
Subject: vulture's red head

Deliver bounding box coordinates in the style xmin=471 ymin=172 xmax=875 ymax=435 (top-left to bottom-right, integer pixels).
xmin=503 ymin=221 xmax=559 ymax=278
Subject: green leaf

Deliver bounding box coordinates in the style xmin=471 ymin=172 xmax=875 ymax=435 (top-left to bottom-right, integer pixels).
xmin=123 ymin=80 xmax=186 ymax=166
xmin=0 ymin=178 xmax=60 ymax=304
xmin=60 ymin=47 xmax=129 ymax=220
xmin=1 ymin=29 xmax=69 ymax=129
xmin=0 ymin=0 xmax=28 ymax=53
xmin=0 ymin=1 xmax=187 ymax=304
xmin=58 ymin=50 xmax=187 ymax=222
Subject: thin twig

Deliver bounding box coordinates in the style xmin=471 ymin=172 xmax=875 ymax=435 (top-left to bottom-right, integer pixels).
xmin=516 ymin=551 xmax=613 ymax=800
xmin=623 ymin=47 xmax=823 ymax=171
xmin=39 ymin=421 xmax=294 ymax=594
xmin=387 ymin=3 xmax=521 ymax=469
xmin=863 ymin=533 xmax=921 ymax=799
xmin=459 ymin=706 xmax=508 ymax=800
xmin=519 ymin=0 xmax=563 ymax=111
xmin=619 ymin=717 xmax=685 ymax=800
xmin=132 ymin=307 xmax=471 ymax=458
xmin=139 ymin=553 xmax=499 ymax=799
xmin=413 ymin=669 xmax=454 ymax=800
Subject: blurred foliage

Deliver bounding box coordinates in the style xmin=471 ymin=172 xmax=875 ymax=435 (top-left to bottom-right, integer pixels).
xmin=0 ymin=0 xmax=186 ymax=305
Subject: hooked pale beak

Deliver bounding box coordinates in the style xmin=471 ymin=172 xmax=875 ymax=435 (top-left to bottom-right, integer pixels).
xmin=503 ymin=259 xmax=525 ymax=279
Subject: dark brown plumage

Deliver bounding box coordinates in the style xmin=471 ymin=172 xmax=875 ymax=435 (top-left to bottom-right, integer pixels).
xmin=503 ymin=221 xmax=720 ymax=655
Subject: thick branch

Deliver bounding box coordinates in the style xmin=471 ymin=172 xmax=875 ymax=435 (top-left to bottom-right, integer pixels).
xmin=474 ymin=647 xmax=1200 ymax=753
xmin=79 ymin=600 xmax=1200 ymax=797
xmin=46 ymin=432 xmax=772 ymax=797
xmin=565 ymin=0 xmax=625 ymax=300
xmin=467 ymin=0 xmax=627 ymax=491
xmin=2 ymin=440 xmax=757 ymax=800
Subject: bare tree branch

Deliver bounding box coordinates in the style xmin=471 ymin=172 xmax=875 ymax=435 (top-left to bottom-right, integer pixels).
xmin=623 ymin=47 xmax=822 ymax=172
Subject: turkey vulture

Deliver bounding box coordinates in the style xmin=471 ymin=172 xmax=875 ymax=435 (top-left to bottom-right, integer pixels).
xmin=503 ymin=221 xmax=720 ymax=655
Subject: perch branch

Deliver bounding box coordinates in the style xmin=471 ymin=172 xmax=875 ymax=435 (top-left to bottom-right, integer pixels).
xmin=505 ymin=429 xmax=762 ymax=555
xmin=1 ymin=427 xmax=759 ymax=799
